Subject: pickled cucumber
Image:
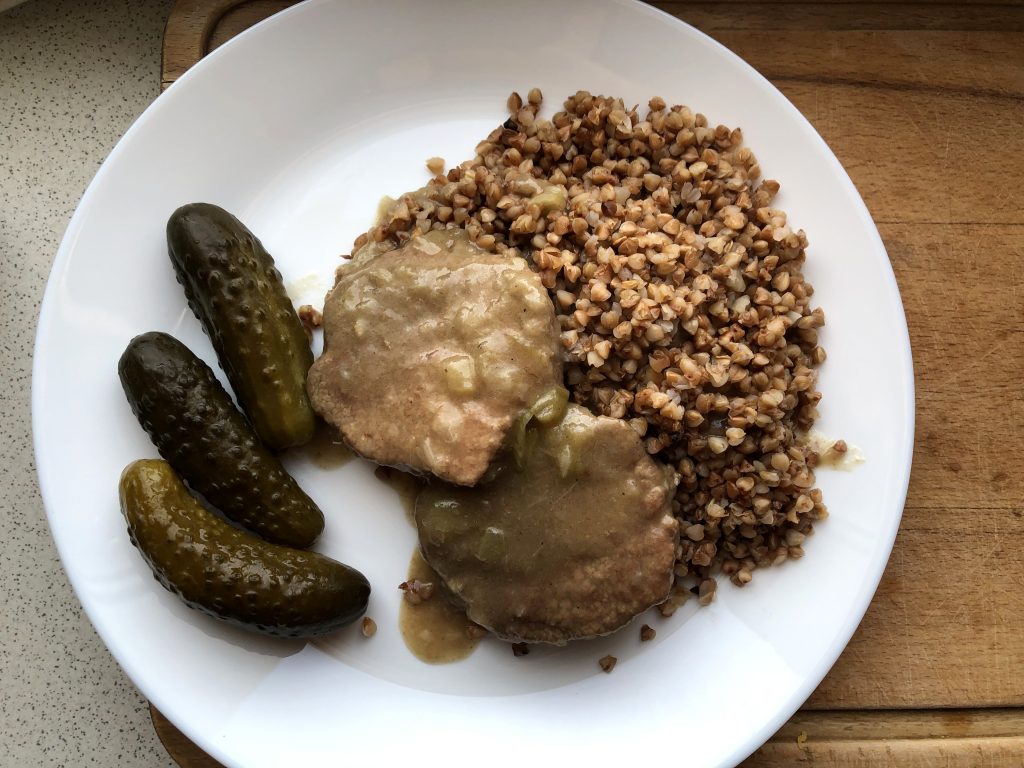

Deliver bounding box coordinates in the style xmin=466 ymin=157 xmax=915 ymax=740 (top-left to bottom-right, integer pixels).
xmin=120 ymin=460 xmax=369 ymax=637
xmin=118 ymin=331 xmax=324 ymax=548
xmin=167 ymin=203 xmax=315 ymax=450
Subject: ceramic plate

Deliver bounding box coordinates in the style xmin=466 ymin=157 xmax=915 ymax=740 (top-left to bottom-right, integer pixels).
xmin=33 ymin=1 xmax=914 ymax=765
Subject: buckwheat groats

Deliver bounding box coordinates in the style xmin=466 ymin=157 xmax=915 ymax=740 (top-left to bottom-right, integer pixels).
xmin=354 ymin=89 xmax=829 ymax=605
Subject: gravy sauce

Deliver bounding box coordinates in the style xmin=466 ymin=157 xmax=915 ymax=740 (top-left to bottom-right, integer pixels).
xmin=294 ymin=424 xmax=355 ymax=470
xmin=399 ymin=550 xmax=481 ymax=664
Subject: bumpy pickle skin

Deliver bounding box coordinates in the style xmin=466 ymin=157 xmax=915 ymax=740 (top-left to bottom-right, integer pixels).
xmin=119 ymin=459 xmax=369 ymax=637
xmin=167 ymin=203 xmax=316 ymax=450
xmin=118 ymin=331 xmax=324 ymax=548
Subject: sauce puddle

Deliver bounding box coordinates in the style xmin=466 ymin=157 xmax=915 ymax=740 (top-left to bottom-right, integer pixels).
xmin=399 ymin=550 xmax=481 ymax=664
xmin=374 ymin=468 xmax=481 ymax=662
xmin=294 ymin=424 xmax=356 ymax=470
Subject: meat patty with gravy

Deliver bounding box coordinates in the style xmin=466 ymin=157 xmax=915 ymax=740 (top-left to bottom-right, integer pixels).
xmin=415 ymin=404 xmax=680 ymax=645
xmin=307 ymin=229 xmax=562 ymax=486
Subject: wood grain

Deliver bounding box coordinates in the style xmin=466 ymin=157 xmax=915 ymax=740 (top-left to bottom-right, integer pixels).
xmin=152 ymin=708 xmax=223 ymax=768
xmin=155 ymin=1 xmax=1024 ymax=765
xmin=744 ymin=709 xmax=1024 ymax=766
xmin=888 ymin=224 xmax=1024 ymax=510
xmin=809 ymin=503 xmax=1024 ymax=708
xmin=655 ymin=2 xmax=1024 ymax=32
xmin=161 ymin=0 xmax=237 ymax=85
xmin=207 ymin=0 xmax=293 ymax=50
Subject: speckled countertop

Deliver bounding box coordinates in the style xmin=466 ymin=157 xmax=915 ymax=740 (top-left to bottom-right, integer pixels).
xmin=0 ymin=0 xmax=175 ymax=764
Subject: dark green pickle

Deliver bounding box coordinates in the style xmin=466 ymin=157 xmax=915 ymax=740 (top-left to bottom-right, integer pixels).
xmin=118 ymin=331 xmax=324 ymax=548
xmin=167 ymin=202 xmax=316 ymax=450
xmin=120 ymin=460 xmax=369 ymax=637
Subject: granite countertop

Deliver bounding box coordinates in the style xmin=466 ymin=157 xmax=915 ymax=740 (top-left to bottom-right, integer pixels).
xmin=1 ymin=0 xmax=174 ymax=764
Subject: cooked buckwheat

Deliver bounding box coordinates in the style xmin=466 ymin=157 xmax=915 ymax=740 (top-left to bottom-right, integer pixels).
xmin=352 ymin=90 xmax=829 ymax=598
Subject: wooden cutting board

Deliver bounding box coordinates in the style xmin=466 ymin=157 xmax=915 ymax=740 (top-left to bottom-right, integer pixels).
xmin=155 ymin=2 xmax=1024 ymax=765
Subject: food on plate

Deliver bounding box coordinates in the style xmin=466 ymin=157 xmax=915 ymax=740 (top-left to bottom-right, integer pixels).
xmin=115 ymin=87 xmax=832 ymax=655
xmin=307 ymin=229 xmax=562 ymax=486
xmin=119 ymin=459 xmax=369 ymax=637
xmin=399 ymin=550 xmax=482 ymax=663
xmin=363 ymin=89 xmax=829 ymax=598
xmin=506 ymin=385 xmax=570 ymax=466
xmin=118 ymin=331 xmax=324 ymax=548
xmin=297 ymin=304 xmax=323 ymax=339
xmin=415 ymin=404 xmax=679 ymax=645
xmin=167 ymin=202 xmax=316 ymax=450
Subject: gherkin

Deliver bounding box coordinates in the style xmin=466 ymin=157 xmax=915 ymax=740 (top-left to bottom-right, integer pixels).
xmin=120 ymin=459 xmax=368 ymax=637
xmin=118 ymin=331 xmax=324 ymax=548
xmin=167 ymin=203 xmax=316 ymax=450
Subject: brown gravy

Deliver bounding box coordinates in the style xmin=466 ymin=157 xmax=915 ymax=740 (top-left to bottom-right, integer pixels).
xmin=399 ymin=550 xmax=481 ymax=664
xmin=413 ymin=405 xmax=678 ymax=643
xmin=296 ymin=424 xmax=356 ymax=470
xmin=307 ymin=229 xmax=563 ymax=487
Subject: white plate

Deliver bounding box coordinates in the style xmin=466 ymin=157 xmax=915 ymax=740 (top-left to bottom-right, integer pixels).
xmin=33 ymin=1 xmax=914 ymax=766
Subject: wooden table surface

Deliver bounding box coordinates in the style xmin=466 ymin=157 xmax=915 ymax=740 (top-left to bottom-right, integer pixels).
xmin=154 ymin=1 xmax=1024 ymax=765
